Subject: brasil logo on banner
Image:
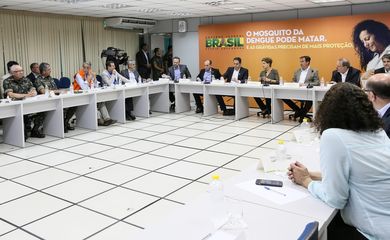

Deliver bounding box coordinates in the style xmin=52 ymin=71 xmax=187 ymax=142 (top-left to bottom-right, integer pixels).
xmin=206 ymin=36 xmax=245 ymax=48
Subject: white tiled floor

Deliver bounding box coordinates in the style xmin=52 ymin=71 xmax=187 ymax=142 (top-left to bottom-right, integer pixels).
xmin=0 ymin=220 xmax=15 ymax=235
xmin=0 ymin=110 xmax=299 ymax=239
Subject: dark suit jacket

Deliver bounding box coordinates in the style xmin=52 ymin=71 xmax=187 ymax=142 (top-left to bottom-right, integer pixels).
xmin=259 ymin=69 xmax=279 ymax=84
xmin=292 ymin=67 xmax=319 ymax=86
xmin=331 ymin=67 xmax=361 ymax=87
xmin=383 ymin=107 xmax=390 ymax=138
xmin=223 ymin=67 xmax=249 ymax=83
xmin=168 ymin=64 xmax=191 ymax=80
xmin=374 ymin=67 xmax=389 ymax=74
xmin=26 ymin=72 xmax=38 ymax=85
xmin=136 ymin=50 xmax=151 ymax=78
xmin=197 ymin=68 xmax=221 ymax=81
xmin=120 ymin=69 xmax=141 ymax=82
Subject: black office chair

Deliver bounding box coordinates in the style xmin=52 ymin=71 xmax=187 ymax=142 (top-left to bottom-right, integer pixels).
xmin=297 ymin=221 xmax=319 ymax=240
xmin=288 ymin=100 xmax=313 ymax=122
xmin=53 ymin=78 xmax=60 ymax=87
xmin=96 ymin=75 xmax=104 ymax=87
xmin=58 ymin=77 xmax=71 ymax=89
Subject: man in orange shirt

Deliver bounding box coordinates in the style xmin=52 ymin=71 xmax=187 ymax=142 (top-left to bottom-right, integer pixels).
xmin=74 ymin=62 xmax=116 ymax=126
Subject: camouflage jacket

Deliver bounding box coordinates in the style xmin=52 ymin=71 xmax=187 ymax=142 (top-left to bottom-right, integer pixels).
xmin=3 ymin=76 xmax=35 ymax=98
xmin=35 ymin=75 xmax=58 ymax=93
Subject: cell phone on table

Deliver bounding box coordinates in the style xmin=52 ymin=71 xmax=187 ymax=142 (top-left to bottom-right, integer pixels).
xmin=255 ymin=179 xmax=283 ymax=187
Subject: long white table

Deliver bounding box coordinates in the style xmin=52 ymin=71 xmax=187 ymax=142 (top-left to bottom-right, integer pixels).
xmin=174 ymin=81 xmax=330 ymax=122
xmin=135 ymin=192 xmax=323 ymax=240
xmin=135 ymin=141 xmax=336 ymax=240
xmin=1 ymin=80 xmax=330 ymax=147
xmin=0 ymin=81 xmax=170 ymax=147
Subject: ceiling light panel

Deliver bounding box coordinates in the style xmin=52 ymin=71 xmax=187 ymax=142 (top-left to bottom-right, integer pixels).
xmin=0 ymin=0 xmax=381 ymax=20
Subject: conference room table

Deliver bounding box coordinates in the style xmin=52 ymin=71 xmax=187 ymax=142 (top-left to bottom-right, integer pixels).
xmin=135 ymin=141 xmax=336 ymax=240
xmin=174 ymin=80 xmax=331 ymax=122
xmin=0 ymin=80 xmax=170 ymax=147
xmin=0 ymin=80 xmax=330 ymax=147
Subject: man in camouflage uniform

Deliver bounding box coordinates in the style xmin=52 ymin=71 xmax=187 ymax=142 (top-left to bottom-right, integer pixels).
xmin=35 ymin=62 xmax=76 ymax=133
xmin=1 ymin=61 xmax=19 ymax=99
xmin=3 ymin=65 xmax=45 ymax=139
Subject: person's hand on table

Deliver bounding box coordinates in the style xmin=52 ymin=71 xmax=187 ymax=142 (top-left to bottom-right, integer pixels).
xmin=287 ymin=161 xmax=312 ymax=188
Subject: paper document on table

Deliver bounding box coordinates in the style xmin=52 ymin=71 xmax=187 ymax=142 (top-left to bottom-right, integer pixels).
xmin=236 ymin=180 xmax=309 ymax=205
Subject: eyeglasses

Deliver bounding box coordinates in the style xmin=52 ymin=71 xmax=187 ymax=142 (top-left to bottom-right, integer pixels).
xmin=364 ymin=89 xmax=376 ymax=96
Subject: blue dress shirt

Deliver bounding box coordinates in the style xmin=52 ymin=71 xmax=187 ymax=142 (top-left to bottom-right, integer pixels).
xmin=309 ymin=128 xmax=390 ymax=240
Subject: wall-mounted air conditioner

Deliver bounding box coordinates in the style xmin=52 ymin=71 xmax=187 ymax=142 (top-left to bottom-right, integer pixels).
xmin=104 ymin=17 xmax=156 ymax=32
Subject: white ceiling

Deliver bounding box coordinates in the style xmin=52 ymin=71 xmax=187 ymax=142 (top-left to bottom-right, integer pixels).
xmin=0 ymin=0 xmax=387 ymax=20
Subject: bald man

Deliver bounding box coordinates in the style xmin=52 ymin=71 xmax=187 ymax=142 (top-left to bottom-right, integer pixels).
xmin=331 ymin=58 xmax=361 ymax=87
xmin=366 ymin=73 xmax=390 ymax=138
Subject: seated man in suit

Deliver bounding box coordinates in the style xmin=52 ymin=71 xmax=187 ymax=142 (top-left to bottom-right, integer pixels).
xmin=194 ymin=59 xmax=221 ymax=113
xmin=168 ymin=56 xmax=191 ymax=110
xmin=101 ymin=61 xmax=132 ymax=86
xmin=3 ymin=65 xmax=45 ymax=139
xmin=26 ymin=63 xmax=40 ymax=84
xmin=330 ymin=58 xmax=361 ymax=87
xmin=283 ymin=56 xmax=319 ymax=122
xmin=374 ymin=54 xmax=390 ymax=74
xmin=218 ymin=57 xmax=249 ymax=116
xmin=121 ymin=60 xmax=141 ymax=120
xmin=26 ymin=62 xmax=40 ymax=85
xmin=102 ymin=60 xmax=136 ymax=121
xmin=366 ymin=73 xmax=390 ymax=138
xmin=35 ymin=62 xmax=76 ymax=133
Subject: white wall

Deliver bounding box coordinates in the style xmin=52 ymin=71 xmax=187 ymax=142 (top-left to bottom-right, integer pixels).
xmin=150 ymin=34 xmax=165 ymax=55
xmin=172 ymin=32 xmax=199 ymax=80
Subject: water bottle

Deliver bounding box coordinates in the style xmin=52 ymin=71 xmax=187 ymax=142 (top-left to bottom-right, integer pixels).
xmin=210 ymin=175 xmax=224 ymax=201
xmin=69 ymin=83 xmax=74 ymax=94
xmin=279 ymin=76 xmax=284 ymax=85
xmin=299 ymin=118 xmax=311 ymax=144
xmin=44 ymin=84 xmax=49 ymax=97
xmin=211 ymin=75 xmax=216 ymax=82
xmin=209 ymin=175 xmax=225 ymax=220
xmin=320 ymin=77 xmax=325 ymax=88
xmin=247 ymin=75 xmax=251 ymax=83
xmin=275 ymin=140 xmax=287 ymax=161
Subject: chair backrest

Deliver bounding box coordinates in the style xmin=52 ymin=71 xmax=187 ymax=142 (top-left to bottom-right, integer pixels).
xmin=297 ymin=221 xmax=319 ymax=240
xmin=53 ymin=78 xmax=60 ymax=88
xmin=59 ymin=77 xmax=71 ymax=89
xmin=96 ymin=75 xmax=103 ymax=87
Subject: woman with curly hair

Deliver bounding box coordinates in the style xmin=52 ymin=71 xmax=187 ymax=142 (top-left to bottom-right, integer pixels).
xmin=352 ymin=19 xmax=390 ymax=80
xmin=288 ymin=83 xmax=390 ymax=240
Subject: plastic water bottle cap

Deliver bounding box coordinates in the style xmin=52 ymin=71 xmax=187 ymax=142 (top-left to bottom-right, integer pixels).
xmin=212 ymin=175 xmax=220 ymax=180
xmin=277 ymin=140 xmax=285 ymax=145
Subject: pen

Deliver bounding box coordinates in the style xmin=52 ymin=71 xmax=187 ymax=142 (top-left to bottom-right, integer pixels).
xmin=264 ymin=186 xmax=286 ymax=196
